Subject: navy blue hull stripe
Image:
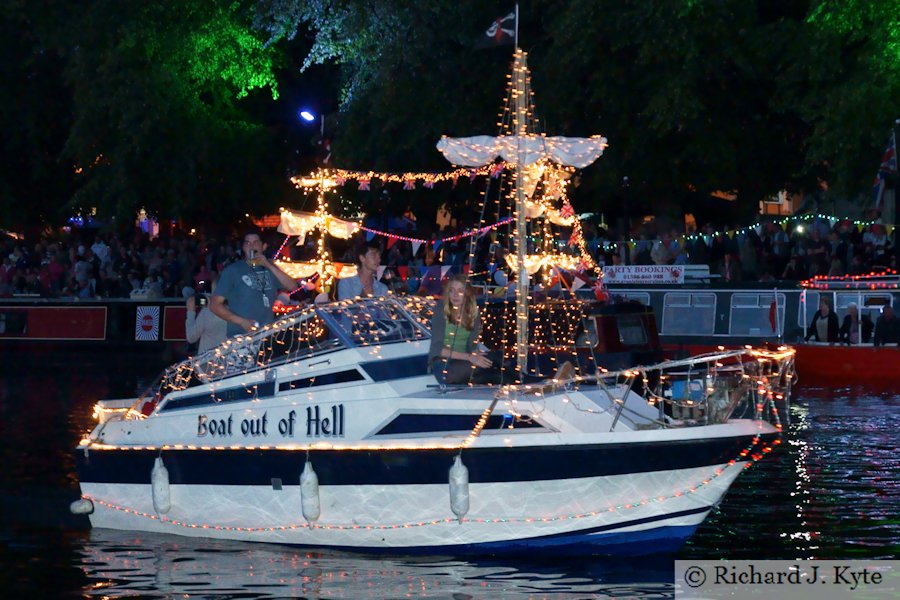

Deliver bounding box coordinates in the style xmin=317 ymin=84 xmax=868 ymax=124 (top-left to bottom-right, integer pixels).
xmin=76 ymin=434 xmax=776 ymax=485
xmin=322 ymin=506 xmax=710 ymax=556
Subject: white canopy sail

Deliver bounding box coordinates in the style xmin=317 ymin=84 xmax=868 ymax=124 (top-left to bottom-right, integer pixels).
xmin=436 ymin=134 xmax=607 ymax=168
xmin=277 ymin=209 xmax=360 ymax=241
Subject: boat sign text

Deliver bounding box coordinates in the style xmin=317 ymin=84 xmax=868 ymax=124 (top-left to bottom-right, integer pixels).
xmin=196 ymin=405 xmax=345 ymax=439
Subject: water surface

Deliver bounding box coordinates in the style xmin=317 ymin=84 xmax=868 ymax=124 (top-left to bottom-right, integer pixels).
xmin=0 ymin=354 xmax=896 ymax=598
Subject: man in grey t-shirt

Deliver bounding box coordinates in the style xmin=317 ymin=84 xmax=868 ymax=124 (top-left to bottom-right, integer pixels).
xmin=210 ymin=230 xmax=297 ymax=336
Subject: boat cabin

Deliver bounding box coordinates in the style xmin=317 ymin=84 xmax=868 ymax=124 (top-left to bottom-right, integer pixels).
xmin=478 ymin=296 xmax=663 ymax=375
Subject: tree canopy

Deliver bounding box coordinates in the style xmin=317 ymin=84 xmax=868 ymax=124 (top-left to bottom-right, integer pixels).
xmin=2 ymin=0 xmax=900 ymax=234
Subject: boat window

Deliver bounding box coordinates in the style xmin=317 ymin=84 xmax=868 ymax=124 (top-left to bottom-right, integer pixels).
xmin=255 ymin=313 xmax=344 ymax=367
xmin=835 ymin=293 xmax=893 ymax=323
xmin=617 ymin=315 xmax=648 ymax=345
xmin=729 ymin=293 xmax=785 ymax=336
xmin=612 ymin=292 xmax=650 ymax=306
xmin=661 ymin=293 xmax=715 ymax=335
xmin=320 ymin=299 xmax=428 ymax=347
xmin=396 ymin=296 xmax=437 ymax=333
xmin=797 ymin=291 xmax=819 ymax=328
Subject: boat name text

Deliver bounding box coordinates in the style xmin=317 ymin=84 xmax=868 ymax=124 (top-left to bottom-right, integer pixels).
xmin=196 ymin=405 xmax=345 ymax=439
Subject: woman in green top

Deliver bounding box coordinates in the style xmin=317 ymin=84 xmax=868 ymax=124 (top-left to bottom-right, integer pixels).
xmin=429 ymin=274 xmax=503 ymax=384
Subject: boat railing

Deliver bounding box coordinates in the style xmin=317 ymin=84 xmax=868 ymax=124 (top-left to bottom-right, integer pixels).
xmin=502 ymin=346 xmax=796 ymax=429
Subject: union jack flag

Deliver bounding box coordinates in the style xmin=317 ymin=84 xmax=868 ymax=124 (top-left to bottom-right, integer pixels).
xmin=475 ymin=10 xmax=516 ymax=48
xmin=872 ymin=132 xmax=896 ymax=212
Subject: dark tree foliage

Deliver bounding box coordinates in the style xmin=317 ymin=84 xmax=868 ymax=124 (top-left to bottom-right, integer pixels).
xmin=57 ymin=0 xmax=292 ymax=228
xmin=2 ymin=0 xmax=900 ymax=234
xmin=255 ymin=0 xmax=900 ymax=223
xmin=0 ymin=2 xmax=75 ymax=234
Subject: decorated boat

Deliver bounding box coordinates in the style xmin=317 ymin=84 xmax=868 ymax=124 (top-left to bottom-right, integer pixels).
xmin=603 ymin=269 xmax=898 ymax=385
xmin=793 ymin=272 xmax=899 ymax=384
xmin=71 ymin=48 xmax=796 ymax=555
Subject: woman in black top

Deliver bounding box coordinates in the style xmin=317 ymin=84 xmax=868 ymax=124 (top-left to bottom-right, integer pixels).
xmin=805 ymin=299 xmax=839 ymax=343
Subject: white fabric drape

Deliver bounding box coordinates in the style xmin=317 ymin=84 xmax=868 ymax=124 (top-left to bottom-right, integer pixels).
xmin=436 ymin=135 xmax=608 ymax=168
xmin=278 ymin=210 xmax=360 ymax=239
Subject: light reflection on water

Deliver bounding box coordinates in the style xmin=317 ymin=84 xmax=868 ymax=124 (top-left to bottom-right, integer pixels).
xmin=1 ymin=354 xmax=898 ymax=598
xmin=682 ymin=384 xmax=900 ymax=560
xmin=78 ymin=530 xmax=674 ymax=599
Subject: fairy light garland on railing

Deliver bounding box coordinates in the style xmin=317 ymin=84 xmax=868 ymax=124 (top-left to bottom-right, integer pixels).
xmin=800 ymin=269 xmax=899 ymax=290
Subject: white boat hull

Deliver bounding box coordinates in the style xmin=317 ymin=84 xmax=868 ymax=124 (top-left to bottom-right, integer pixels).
xmin=77 ymin=424 xmax=770 ymax=554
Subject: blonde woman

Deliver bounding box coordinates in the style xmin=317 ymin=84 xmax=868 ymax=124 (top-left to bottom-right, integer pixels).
xmin=429 ymin=274 xmax=502 ymax=384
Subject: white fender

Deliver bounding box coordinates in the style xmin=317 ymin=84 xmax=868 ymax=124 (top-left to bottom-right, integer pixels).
xmin=151 ymin=456 xmax=171 ymax=514
xmin=449 ymin=455 xmax=469 ymax=523
xmin=69 ymin=498 xmax=94 ymax=515
xmin=300 ymin=461 xmax=320 ymax=524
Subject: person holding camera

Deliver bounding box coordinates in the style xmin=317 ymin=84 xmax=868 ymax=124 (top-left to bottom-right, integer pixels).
xmin=185 ymin=279 xmax=227 ymax=353
xmin=210 ymin=229 xmax=297 ymax=336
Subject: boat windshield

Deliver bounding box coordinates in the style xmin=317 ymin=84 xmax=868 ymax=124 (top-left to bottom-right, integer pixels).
xmin=156 ymin=296 xmax=435 ymax=391
xmin=317 ymin=296 xmax=433 ymax=347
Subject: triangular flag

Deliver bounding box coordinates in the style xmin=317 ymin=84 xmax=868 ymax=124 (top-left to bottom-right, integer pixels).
xmin=365 ymin=230 xmax=375 ymax=241
xmin=441 ymin=266 xmax=452 ymax=279
xmin=411 ymin=241 xmax=422 ymax=257
xmin=376 ymin=266 xmax=386 ymax=280
xmin=334 ymin=263 xmax=344 ymax=277
xmin=571 ymin=276 xmax=586 ymax=291
xmin=397 ymin=266 xmax=408 ymax=281
xmin=433 ymin=239 xmax=443 ymax=251
xmin=857 ymin=223 xmax=865 ymax=233
xmin=754 ymin=224 xmax=763 ymax=236
xmin=386 ymin=236 xmax=398 ymax=250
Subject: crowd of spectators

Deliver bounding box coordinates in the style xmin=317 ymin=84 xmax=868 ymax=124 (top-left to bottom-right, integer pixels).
xmin=584 ymin=217 xmax=897 ymax=283
xmin=0 ymin=232 xmax=236 ymax=300
xmin=0 ymin=211 xmax=896 ymax=300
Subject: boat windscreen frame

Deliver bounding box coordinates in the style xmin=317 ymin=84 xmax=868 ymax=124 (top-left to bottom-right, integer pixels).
xmin=314 ymin=297 xmax=432 ymax=349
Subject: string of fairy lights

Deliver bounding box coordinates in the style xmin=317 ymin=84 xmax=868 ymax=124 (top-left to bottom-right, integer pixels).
xmin=600 ymin=213 xmax=896 ymax=253
xmin=800 ymin=269 xmax=899 ymax=290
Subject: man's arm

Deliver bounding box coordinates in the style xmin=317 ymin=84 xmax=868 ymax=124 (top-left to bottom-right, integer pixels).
xmin=209 ymin=295 xmax=256 ymax=332
xmin=261 ymin=258 xmax=296 ymax=291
